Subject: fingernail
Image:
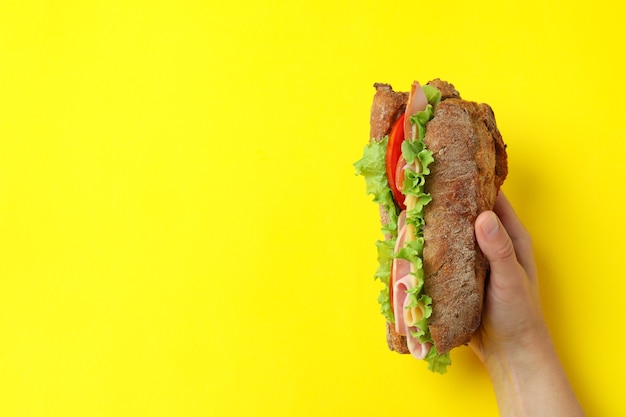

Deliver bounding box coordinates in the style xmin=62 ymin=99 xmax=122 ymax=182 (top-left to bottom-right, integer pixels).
xmin=481 ymin=212 xmax=500 ymax=238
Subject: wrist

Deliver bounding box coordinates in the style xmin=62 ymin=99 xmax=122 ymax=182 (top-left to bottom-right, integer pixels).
xmin=482 ymin=328 xmax=585 ymax=417
xmin=483 ymin=324 xmax=553 ymax=376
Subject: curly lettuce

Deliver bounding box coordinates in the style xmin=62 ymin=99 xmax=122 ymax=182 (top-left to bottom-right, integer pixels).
xmin=400 ymin=85 xmax=451 ymax=374
xmin=354 ymin=136 xmax=398 ymax=323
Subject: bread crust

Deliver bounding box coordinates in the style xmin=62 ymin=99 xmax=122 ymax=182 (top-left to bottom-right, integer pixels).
xmin=369 ymin=83 xmax=410 ymax=353
xmin=423 ymin=98 xmax=507 ymax=353
xmin=370 ymin=83 xmax=408 ymax=141
xmin=368 ymin=80 xmax=507 ymax=355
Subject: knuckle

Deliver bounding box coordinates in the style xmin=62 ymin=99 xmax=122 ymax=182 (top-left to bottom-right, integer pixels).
xmin=495 ymin=236 xmax=516 ymax=260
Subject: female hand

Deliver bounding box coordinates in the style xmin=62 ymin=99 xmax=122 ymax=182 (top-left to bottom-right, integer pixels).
xmin=470 ymin=192 xmax=584 ymax=417
xmin=471 ymin=192 xmax=547 ymax=363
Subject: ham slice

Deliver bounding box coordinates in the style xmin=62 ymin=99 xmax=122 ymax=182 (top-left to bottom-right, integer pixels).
xmin=393 ymin=274 xmax=431 ymax=360
xmin=393 ymin=274 xmax=414 ymax=335
xmin=404 ymin=81 xmax=428 ymax=141
xmin=407 ymin=337 xmax=431 ymax=361
xmin=387 ymin=83 xmax=437 ymax=360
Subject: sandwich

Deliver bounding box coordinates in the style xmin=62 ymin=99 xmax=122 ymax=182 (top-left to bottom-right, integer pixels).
xmin=354 ymin=79 xmax=508 ymax=373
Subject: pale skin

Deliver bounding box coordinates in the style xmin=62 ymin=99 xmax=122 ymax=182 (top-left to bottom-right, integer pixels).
xmin=471 ymin=193 xmax=585 ymax=417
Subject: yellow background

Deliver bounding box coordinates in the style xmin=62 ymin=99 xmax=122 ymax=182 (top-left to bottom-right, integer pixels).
xmin=1 ymin=1 xmax=624 ymax=416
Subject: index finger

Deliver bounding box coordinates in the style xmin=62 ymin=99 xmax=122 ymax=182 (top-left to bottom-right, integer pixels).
xmin=492 ymin=192 xmax=537 ymax=281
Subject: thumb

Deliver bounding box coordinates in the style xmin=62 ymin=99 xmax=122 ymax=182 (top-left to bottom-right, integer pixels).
xmin=475 ymin=211 xmax=521 ymax=281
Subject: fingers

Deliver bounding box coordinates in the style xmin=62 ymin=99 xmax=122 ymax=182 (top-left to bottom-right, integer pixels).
xmin=475 ymin=210 xmax=521 ymax=283
xmin=492 ymin=193 xmax=526 ymax=242
xmin=491 ymin=193 xmax=537 ymax=281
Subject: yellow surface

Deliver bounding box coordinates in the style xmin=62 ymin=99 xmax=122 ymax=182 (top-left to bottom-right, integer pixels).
xmin=0 ymin=1 xmax=624 ymax=416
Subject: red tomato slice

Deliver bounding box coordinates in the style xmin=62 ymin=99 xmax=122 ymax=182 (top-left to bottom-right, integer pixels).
xmin=385 ymin=114 xmax=406 ymax=210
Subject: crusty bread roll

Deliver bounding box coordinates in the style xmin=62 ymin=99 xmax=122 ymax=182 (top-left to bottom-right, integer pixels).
xmin=369 ymin=79 xmax=508 ymax=355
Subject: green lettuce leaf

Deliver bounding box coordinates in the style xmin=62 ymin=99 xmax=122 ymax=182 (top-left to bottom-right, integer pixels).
xmin=401 ymin=139 xmax=425 ymax=164
xmin=354 ymin=137 xmax=394 ymax=207
xmin=401 ymin=85 xmax=451 ymax=374
xmin=422 ymin=84 xmax=442 ymax=108
xmin=354 ymin=137 xmax=399 ymax=324
xmin=425 ymin=345 xmax=451 ymax=375
xmin=402 ymin=170 xmax=426 ymax=197
xmin=374 ymin=239 xmax=395 ymax=323
xmin=395 ymin=239 xmax=424 ymax=269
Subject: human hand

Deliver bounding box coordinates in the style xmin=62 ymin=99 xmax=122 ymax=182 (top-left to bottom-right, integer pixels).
xmin=470 ymin=192 xmax=548 ymax=364
xmin=470 ymin=192 xmax=584 ymax=417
